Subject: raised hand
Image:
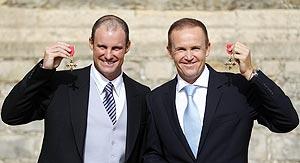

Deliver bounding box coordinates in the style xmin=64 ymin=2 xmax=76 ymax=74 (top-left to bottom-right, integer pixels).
xmin=42 ymin=42 xmax=71 ymax=70
xmin=232 ymin=41 xmax=254 ymax=80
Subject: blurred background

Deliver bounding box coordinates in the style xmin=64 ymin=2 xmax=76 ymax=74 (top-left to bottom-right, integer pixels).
xmin=0 ymin=0 xmax=299 ymax=162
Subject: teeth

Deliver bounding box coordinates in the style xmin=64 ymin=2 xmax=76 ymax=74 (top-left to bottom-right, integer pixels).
xmin=106 ymin=61 xmax=113 ymax=64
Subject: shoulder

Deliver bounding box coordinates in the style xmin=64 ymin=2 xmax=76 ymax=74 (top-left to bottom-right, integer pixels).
xmin=123 ymin=73 xmax=150 ymax=93
xmin=206 ymin=65 xmax=251 ymax=96
xmin=51 ymin=65 xmax=91 ymax=84
xmin=207 ymin=64 xmax=248 ymax=85
xmin=55 ymin=65 xmax=90 ymax=75
xmin=150 ymin=78 xmax=176 ymax=96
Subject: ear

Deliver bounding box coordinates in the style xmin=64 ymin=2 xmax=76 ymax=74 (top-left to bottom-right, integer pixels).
xmin=125 ymin=41 xmax=131 ymax=53
xmin=166 ymin=46 xmax=173 ymax=58
xmin=205 ymin=42 xmax=211 ymax=57
xmin=89 ymin=38 xmax=93 ymax=51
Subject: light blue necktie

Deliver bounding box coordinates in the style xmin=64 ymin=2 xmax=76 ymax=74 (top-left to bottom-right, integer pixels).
xmin=183 ymin=85 xmax=201 ymax=158
xmin=103 ymin=82 xmax=117 ymax=125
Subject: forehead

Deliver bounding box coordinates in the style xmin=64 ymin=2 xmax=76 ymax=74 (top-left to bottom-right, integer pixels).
xmin=95 ymin=24 xmax=125 ymax=34
xmin=170 ymin=27 xmax=206 ymax=44
xmin=171 ymin=26 xmax=205 ymax=36
xmin=94 ymin=25 xmax=126 ymax=41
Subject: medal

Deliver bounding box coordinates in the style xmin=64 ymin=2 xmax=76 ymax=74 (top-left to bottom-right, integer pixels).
xmin=225 ymin=42 xmax=236 ymax=70
xmin=66 ymin=45 xmax=77 ymax=71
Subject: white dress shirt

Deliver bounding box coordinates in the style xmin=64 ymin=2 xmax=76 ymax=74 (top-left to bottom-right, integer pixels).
xmin=90 ymin=63 xmax=126 ymax=121
xmin=175 ymin=65 xmax=209 ymax=131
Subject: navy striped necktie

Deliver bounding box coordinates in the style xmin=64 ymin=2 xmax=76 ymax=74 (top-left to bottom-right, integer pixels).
xmin=103 ymin=82 xmax=117 ymax=125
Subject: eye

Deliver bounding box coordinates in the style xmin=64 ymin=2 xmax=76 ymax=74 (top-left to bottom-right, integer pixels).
xmin=175 ymin=48 xmax=185 ymax=52
xmin=192 ymin=47 xmax=201 ymax=51
xmin=112 ymin=47 xmax=122 ymax=51
xmin=97 ymin=45 xmax=107 ymax=50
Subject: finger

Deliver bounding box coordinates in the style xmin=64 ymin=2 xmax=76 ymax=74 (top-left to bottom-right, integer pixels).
xmin=57 ymin=41 xmax=71 ymax=47
xmin=51 ymin=51 xmax=70 ymax=59
xmin=235 ymin=41 xmax=247 ymax=48
xmin=55 ymin=43 xmax=72 ymax=54
xmin=47 ymin=42 xmax=72 ymax=54
xmin=47 ymin=42 xmax=69 ymax=49
xmin=234 ymin=47 xmax=248 ymax=56
xmin=46 ymin=48 xmax=70 ymax=59
xmin=233 ymin=47 xmax=249 ymax=57
xmin=233 ymin=52 xmax=247 ymax=61
xmin=46 ymin=46 xmax=71 ymax=57
xmin=233 ymin=45 xmax=250 ymax=57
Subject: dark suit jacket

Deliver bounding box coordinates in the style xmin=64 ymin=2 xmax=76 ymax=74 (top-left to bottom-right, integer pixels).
xmin=1 ymin=62 xmax=150 ymax=163
xmin=143 ymin=64 xmax=298 ymax=163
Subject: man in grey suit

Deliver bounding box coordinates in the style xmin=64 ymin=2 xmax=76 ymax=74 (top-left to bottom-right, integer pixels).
xmin=2 ymin=15 xmax=150 ymax=163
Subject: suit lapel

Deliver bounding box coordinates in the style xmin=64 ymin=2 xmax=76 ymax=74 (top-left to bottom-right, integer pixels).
xmin=123 ymin=74 xmax=142 ymax=160
xmin=164 ymin=77 xmax=196 ymax=160
xmin=197 ymin=65 xmax=227 ymax=156
xmin=69 ymin=66 xmax=91 ymax=160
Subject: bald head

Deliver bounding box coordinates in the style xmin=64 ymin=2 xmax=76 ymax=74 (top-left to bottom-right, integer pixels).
xmin=90 ymin=15 xmax=130 ymax=44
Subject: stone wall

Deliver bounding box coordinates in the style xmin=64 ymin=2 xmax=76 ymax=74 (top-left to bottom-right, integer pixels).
xmin=0 ymin=1 xmax=300 ymax=163
xmin=2 ymin=0 xmax=300 ymax=10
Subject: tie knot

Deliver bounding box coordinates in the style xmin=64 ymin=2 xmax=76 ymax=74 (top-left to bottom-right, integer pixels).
xmin=104 ymin=82 xmax=114 ymax=94
xmin=183 ymin=85 xmax=197 ymax=96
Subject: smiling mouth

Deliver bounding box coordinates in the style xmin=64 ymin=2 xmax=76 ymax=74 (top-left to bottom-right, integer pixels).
xmin=105 ymin=61 xmax=115 ymax=64
xmin=182 ymin=61 xmax=196 ymax=65
xmin=101 ymin=59 xmax=116 ymax=65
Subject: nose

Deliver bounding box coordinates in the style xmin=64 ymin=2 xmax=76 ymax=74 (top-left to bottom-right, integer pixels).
xmin=185 ymin=50 xmax=193 ymax=60
xmin=104 ymin=49 xmax=113 ymax=59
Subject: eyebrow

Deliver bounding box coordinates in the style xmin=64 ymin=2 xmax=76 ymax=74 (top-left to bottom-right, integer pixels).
xmin=174 ymin=47 xmax=186 ymax=50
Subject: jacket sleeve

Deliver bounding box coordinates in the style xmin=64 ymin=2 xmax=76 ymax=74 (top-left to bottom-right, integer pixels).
xmin=1 ymin=62 xmax=55 ymax=125
xmin=143 ymin=95 xmax=168 ymax=163
xmin=249 ymin=70 xmax=299 ymax=133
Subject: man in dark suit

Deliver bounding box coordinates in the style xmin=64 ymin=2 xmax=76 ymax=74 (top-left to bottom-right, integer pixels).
xmin=143 ymin=18 xmax=299 ymax=163
xmin=1 ymin=15 xmax=150 ymax=163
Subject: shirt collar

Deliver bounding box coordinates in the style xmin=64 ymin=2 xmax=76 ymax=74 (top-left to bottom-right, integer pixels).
xmin=176 ymin=65 xmax=209 ymax=92
xmin=91 ymin=63 xmax=123 ymax=97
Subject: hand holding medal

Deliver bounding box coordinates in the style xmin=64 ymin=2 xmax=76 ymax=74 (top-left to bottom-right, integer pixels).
xmin=224 ymin=41 xmax=254 ymax=80
xmin=42 ymin=42 xmax=77 ymax=70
